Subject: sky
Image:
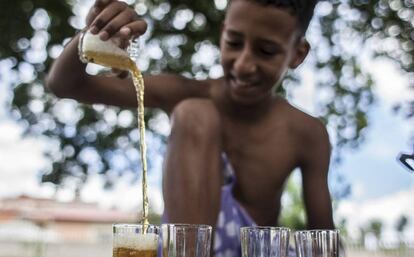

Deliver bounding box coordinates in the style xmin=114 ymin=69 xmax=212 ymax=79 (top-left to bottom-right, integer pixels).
xmin=1 ymin=0 xmax=414 ymax=242
xmin=296 ymin=57 xmax=414 ymax=201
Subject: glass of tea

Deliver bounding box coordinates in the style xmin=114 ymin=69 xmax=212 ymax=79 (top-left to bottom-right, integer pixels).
xmin=113 ymin=224 xmax=160 ymax=257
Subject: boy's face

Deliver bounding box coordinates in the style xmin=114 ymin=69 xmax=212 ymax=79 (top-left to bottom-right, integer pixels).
xmin=220 ymin=0 xmax=309 ymax=106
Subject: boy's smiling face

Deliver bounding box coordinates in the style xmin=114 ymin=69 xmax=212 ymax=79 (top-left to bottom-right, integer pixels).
xmin=220 ymin=0 xmax=309 ymax=106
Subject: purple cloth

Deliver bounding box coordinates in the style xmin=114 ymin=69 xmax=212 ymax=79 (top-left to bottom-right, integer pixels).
xmin=213 ymin=154 xmax=256 ymax=257
xmin=214 ymin=154 xmax=296 ymax=257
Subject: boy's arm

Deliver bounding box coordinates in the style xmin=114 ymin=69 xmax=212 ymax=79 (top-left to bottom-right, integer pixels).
xmin=46 ymin=31 xmax=137 ymax=107
xmin=300 ymin=119 xmax=335 ymax=229
xmin=46 ymin=0 xmax=209 ymax=113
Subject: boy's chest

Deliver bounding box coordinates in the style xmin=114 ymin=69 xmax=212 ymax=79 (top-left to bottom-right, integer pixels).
xmin=222 ymin=128 xmax=298 ymax=224
xmin=222 ymin=120 xmax=300 ymax=195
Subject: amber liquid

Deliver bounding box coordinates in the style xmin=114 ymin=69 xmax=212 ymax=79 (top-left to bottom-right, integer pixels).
xmin=83 ymin=50 xmax=149 ymax=227
xmin=113 ymin=247 xmax=157 ymax=257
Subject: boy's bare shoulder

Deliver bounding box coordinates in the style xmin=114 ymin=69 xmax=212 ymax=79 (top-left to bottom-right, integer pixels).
xmin=277 ymin=98 xmax=329 ymax=143
xmin=274 ymin=99 xmax=331 ymax=173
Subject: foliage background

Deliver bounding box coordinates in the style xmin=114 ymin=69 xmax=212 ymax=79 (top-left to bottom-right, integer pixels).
xmin=0 ymin=0 xmax=413 ymax=229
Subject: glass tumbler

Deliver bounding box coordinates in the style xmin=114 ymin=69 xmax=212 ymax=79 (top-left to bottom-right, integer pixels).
xmin=241 ymin=226 xmax=291 ymax=257
xmin=294 ymin=229 xmax=339 ymax=257
xmin=78 ymin=29 xmax=138 ymax=73
xmin=161 ymin=223 xmax=212 ymax=257
xmin=113 ymin=224 xmax=160 ymax=257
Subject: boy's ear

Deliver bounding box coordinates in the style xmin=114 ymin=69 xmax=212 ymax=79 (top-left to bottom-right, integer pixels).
xmin=289 ymin=37 xmax=310 ymax=69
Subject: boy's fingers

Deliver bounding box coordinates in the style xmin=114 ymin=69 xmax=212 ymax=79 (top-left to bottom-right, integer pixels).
xmin=116 ymin=22 xmax=147 ymax=43
xmin=110 ymin=36 xmax=129 ymax=49
xmin=86 ymin=0 xmax=115 ymax=26
xmin=93 ymin=0 xmax=116 ymax=10
xmin=121 ymin=20 xmax=148 ymax=38
xmin=98 ymin=8 xmax=138 ymax=40
xmin=119 ymin=27 xmax=132 ymax=38
xmin=87 ymin=0 xmax=146 ymax=41
xmin=90 ymin=1 xmax=127 ymax=37
xmin=86 ymin=6 xmax=100 ymax=26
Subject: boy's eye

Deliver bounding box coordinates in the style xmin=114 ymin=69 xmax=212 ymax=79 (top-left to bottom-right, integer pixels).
xmin=259 ymin=46 xmax=279 ymax=56
xmin=225 ymin=40 xmax=242 ymax=48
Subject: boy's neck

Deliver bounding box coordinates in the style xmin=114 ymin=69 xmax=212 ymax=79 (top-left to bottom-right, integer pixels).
xmin=215 ymin=81 xmax=279 ymax=122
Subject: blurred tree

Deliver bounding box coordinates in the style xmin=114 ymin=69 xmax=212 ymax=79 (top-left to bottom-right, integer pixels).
xmin=367 ymin=219 xmax=383 ymax=242
xmin=279 ymin=174 xmax=306 ymax=230
xmin=396 ymin=215 xmax=409 ymax=232
xmin=278 ymin=173 xmax=350 ymax=231
xmin=0 ymin=0 xmax=413 ymax=200
xmin=395 ymin=215 xmax=409 ymax=246
xmin=358 ymin=227 xmax=366 ymax=246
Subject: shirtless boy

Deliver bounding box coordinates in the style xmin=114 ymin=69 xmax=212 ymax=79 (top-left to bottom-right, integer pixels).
xmin=47 ymin=0 xmax=335 ymax=256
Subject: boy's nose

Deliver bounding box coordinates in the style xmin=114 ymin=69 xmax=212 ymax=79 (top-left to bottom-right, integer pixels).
xmin=233 ymin=49 xmax=257 ymax=76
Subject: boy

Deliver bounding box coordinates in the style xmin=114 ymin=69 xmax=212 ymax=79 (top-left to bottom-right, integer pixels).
xmin=47 ymin=0 xmax=335 ymax=256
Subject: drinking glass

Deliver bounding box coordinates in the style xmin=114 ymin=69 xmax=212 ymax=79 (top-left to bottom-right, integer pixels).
xmin=294 ymin=230 xmax=339 ymax=257
xmin=161 ymin=223 xmax=212 ymax=257
xmin=78 ymin=29 xmax=138 ymax=74
xmin=113 ymin=224 xmax=160 ymax=257
xmin=240 ymin=226 xmax=291 ymax=257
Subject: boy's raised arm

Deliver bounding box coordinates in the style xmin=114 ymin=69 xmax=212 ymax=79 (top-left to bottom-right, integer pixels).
xmin=46 ymin=31 xmax=136 ymax=107
xmin=46 ymin=0 xmax=209 ymax=113
xmin=47 ymin=0 xmax=143 ymax=106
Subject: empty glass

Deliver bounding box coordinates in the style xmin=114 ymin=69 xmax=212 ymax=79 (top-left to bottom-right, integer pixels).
xmin=161 ymin=223 xmax=212 ymax=257
xmin=294 ymin=230 xmax=339 ymax=257
xmin=241 ymin=226 xmax=291 ymax=257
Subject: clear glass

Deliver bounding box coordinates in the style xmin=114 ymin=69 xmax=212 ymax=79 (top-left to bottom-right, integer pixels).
xmin=294 ymin=230 xmax=339 ymax=257
xmin=161 ymin=223 xmax=212 ymax=257
xmin=241 ymin=226 xmax=291 ymax=257
xmin=113 ymin=224 xmax=160 ymax=257
xmin=78 ymin=30 xmax=138 ymax=74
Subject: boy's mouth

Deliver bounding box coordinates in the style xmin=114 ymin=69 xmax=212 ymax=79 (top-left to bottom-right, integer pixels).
xmin=229 ymin=75 xmax=260 ymax=94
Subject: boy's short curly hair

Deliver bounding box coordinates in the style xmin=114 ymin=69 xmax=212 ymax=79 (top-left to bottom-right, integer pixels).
xmin=231 ymin=0 xmax=319 ymax=35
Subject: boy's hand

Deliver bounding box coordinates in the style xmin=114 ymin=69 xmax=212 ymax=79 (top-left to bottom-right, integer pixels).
xmin=85 ymin=0 xmax=147 ymax=78
xmin=86 ymin=0 xmax=147 ymax=42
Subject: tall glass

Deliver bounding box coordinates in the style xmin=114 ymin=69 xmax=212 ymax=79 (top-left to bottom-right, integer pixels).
xmin=161 ymin=223 xmax=212 ymax=257
xmin=294 ymin=230 xmax=339 ymax=257
xmin=240 ymin=226 xmax=291 ymax=257
xmin=113 ymin=224 xmax=160 ymax=257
